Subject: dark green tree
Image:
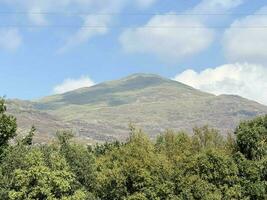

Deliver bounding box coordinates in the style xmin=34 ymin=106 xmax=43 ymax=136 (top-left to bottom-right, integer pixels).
xmin=233 ymin=152 xmax=266 ymax=199
xmin=0 ymin=98 xmax=17 ymax=157
xmin=174 ymin=149 xmax=241 ymax=199
xmin=57 ymin=132 xmax=97 ymax=193
xmin=21 ymin=126 xmax=36 ymax=146
xmin=235 ymin=115 xmax=267 ymax=160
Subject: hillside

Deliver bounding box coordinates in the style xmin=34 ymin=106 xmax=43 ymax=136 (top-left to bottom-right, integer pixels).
xmin=6 ymin=73 xmax=267 ymax=143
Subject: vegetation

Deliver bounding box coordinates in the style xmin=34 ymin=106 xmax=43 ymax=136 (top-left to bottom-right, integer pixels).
xmin=1 ymin=98 xmax=267 ymax=199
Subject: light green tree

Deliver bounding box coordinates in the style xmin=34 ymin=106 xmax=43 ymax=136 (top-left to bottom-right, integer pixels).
xmin=8 ymin=148 xmax=87 ymax=200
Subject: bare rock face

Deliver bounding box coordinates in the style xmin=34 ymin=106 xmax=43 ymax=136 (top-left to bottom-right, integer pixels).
xmin=7 ymin=74 xmax=267 ymax=143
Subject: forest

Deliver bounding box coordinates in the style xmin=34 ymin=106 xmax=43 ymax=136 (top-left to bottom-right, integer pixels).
xmin=1 ymin=98 xmax=267 ymax=200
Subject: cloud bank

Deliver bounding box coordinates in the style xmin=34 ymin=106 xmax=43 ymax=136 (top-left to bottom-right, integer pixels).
xmin=53 ymin=76 xmax=95 ymax=94
xmin=174 ymin=63 xmax=267 ymax=105
xmin=223 ymin=6 xmax=267 ymax=64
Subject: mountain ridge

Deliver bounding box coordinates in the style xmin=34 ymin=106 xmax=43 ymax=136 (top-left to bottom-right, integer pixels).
xmin=6 ymin=73 xmax=267 ymax=143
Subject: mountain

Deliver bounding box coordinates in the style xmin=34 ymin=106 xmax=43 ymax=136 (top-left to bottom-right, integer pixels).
xmin=6 ymin=73 xmax=267 ymax=143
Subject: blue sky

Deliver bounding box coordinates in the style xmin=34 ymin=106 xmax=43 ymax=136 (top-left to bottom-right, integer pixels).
xmin=0 ymin=0 xmax=267 ymax=105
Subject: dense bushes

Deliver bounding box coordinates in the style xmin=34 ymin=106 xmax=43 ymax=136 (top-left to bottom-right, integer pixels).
xmin=0 ymin=99 xmax=267 ymax=199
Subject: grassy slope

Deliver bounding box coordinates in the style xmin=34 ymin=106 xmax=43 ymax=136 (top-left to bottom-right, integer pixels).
xmin=5 ymin=73 xmax=267 ymax=143
xmin=23 ymin=73 xmax=267 ymax=142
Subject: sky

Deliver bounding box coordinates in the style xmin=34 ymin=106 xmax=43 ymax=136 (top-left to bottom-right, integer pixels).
xmin=0 ymin=0 xmax=266 ymax=105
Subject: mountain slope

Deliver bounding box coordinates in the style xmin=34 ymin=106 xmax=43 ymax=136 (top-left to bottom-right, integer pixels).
xmin=7 ymin=74 xmax=267 ymax=143
xmin=6 ymin=99 xmax=72 ymax=143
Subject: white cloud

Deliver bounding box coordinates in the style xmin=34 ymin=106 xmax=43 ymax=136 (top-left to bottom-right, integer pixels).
xmin=119 ymin=0 xmax=243 ymax=62
xmin=0 ymin=0 xmax=157 ymax=51
xmin=174 ymin=63 xmax=267 ymax=105
xmin=58 ymin=14 xmax=111 ymax=52
xmin=193 ymin=0 xmax=243 ymax=12
xmin=53 ymin=76 xmax=95 ymax=94
xmin=135 ymin=0 xmax=157 ymax=8
xmin=28 ymin=7 xmax=47 ymax=25
xmin=223 ymin=6 xmax=267 ymax=63
xmin=59 ymin=0 xmax=157 ymax=51
xmin=0 ymin=28 xmax=22 ymax=51
xmin=119 ymin=14 xmax=214 ymax=62
xmin=0 ymin=0 xmax=72 ymax=24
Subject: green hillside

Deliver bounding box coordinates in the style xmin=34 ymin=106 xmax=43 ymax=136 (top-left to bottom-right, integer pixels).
xmin=7 ymin=73 xmax=267 ymax=143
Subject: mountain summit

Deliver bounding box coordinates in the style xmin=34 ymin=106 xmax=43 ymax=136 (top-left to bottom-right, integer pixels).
xmin=37 ymin=73 xmax=208 ymax=108
xmin=7 ymin=74 xmax=267 ymax=143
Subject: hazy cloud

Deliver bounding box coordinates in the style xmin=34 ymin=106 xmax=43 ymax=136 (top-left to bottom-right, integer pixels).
xmin=119 ymin=14 xmax=214 ymax=62
xmin=28 ymin=7 xmax=48 ymax=25
xmin=0 ymin=28 xmax=22 ymax=51
xmin=59 ymin=0 xmax=157 ymax=51
xmin=0 ymin=0 xmax=158 ymax=51
xmin=135 ymin=0 xmax=157 ymax=8
xmin=223 ymin=6 xmax=267 ymax=63
xmin=53 ymin=76 xmax=95 ymax=94
xmin=119 ymin=0 xmax=243 ymax=62
xmin=174 ymin=63 xmax=267 ymax=105
xmin=58 ymin=14 xmax=111 ymax=52
xmin=193 ymin=0 xmax=243 ymax=12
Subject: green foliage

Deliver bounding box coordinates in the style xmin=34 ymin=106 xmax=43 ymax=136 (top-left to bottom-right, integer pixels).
xmin=175 ymin=175 xmax=222 ymax=200
xmin=0 ymin=98 xmax=17 ymax=157
xmin=192 ymin=126 xmax=225 ymax=152
xmin=156 ymin=130 xmax=192 ymax=163
xmin=57 ymin=132 xmax=96 ymax=192
xmin=233 ymin=152 xmax=267 ymax=199
xmin=21 ymin=126 xmax=36 ymax=146
xmin=235 ymin=115 xmax=267 ymax=160
xmin=92 ymin=141 xmax=121 ymax=156
xmin=1 ymin=100 xmax=267 ymax=199
xmin=0 ymin=145 xmax=87 ymax=200
xmin=94 ymin=128 xmax=173 ymax=200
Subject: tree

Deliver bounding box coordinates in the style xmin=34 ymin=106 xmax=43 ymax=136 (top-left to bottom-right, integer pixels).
xmin=21 ymin=126 xmax=36 ymax=146
xmin=7 ymin=148 xmax=87 ymax=200
xmin=155 ymin=130 xmax=192 ymax=163
xmin=232 ymin=152 xmax=267 ymax=199
xmin=0 ymin=143 xmax=30 ymax=198
xmin=174 ymin=149 xmax=241 ymax=199
xmin=0 ymin=98 xmax=17 ymax=157
xmin=192 ymin=126 xmax=225 ymax=152
xmin=57 ymin=132 xmax=97 ymax=193
xmin=95 ymin=130 xmax=174 ymax=200
xmin=235 ymin=115 xmax=267 ymax=160
xmin=175 ymin=175 xmax=222 ymax=200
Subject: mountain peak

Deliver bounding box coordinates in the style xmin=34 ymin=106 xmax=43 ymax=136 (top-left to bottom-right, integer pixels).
xmin=123 ymin=73 xmax=165 ymax=79
xmin=105 ymin=73 xmax=171 ymax=86
xmin=108 ymin=73 xmax=173 ymax=89
xmin=37 ymin=73 xmax=206 ymax=106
